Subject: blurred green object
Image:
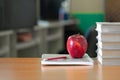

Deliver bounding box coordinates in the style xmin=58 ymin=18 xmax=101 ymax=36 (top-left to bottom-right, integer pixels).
xmin=72 ymin=13 xmax=105 ymax=34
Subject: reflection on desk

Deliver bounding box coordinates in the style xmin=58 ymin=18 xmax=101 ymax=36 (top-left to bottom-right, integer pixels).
xmin=0 ymin=58 xmax=41 ymax=80
xmin=0 ymin=58 xmax=119 ymax=80
xmin=41 ymin=59 xmax=120 ymax=80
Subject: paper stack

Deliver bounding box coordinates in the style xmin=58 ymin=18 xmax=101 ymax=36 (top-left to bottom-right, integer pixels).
xmin=96 ymin=22 xmax=120 ymax=65
xmin=41 ymin=54 xmax=94 ymax=66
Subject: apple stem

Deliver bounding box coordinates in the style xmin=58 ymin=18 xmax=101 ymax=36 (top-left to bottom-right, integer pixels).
xmin=76 ymin=33 xmax=80 ymax=37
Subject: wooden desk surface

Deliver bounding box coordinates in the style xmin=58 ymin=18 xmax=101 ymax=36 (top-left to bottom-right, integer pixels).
xmin=0 ymin=58 xmax=120 ymax=80
xmin=0 ymin=58 xmax=41 ymax=80
xmin=41 ymin=59 xmax=120 ymax=80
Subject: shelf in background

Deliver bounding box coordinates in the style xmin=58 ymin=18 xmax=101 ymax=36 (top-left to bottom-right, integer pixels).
xmin=35 ymin=19 xmax=76 ymax=29
xmin=46 ymin=33 xmax=62 ymax=41
xmin=16 ymin=39 xmax=40 ymax=50
xmin=0 ymin=30 xmax=13 ymax=36
xmin=0 ymin=46 xmax=9 ymax=55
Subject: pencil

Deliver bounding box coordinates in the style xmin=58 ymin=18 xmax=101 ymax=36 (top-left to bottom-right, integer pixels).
xmin=46 ymin=56 xmax=67 ymax=61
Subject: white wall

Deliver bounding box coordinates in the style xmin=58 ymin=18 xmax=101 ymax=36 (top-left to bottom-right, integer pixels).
xmin=71 ymin=0 xmax=105 ymax=13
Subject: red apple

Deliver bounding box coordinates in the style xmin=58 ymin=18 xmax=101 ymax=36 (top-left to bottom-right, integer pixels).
xmin=66 ymin=34 xmax=88 ymax=58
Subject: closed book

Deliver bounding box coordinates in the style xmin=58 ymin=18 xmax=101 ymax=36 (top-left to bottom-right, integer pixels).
xmin=96 ymin=40 xmax=120 ymax=50
xmin=96 ymin=22 xmax=120 ymax=33
xmin=96 ymin=31 xmax=120 ymax=42
xmin=96 ymin=48 xmax=120 ymax=58
xmin=41 ymin=54 xmax=94 ymax=66
xmin=97 ymin=55 xmax=120 ymax=65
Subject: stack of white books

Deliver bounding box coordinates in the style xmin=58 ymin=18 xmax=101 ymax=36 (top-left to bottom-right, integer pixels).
xmin=96 ymin=22 xmax=120 ymax=65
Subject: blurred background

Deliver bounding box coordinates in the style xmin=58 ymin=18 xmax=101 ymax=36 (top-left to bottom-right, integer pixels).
xmin=0 ymin=0 xmax=119 ymax=58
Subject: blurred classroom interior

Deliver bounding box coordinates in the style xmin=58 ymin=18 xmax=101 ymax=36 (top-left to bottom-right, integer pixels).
xmin=0 ymin=0 xmax=120 ymax=57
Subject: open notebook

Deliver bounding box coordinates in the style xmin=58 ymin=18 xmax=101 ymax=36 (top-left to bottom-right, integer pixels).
xmin=41 ymin=54 xmax=94 ymax=66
